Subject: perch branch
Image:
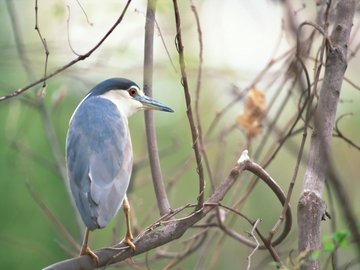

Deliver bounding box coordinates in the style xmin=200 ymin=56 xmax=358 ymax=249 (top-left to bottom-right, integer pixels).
xmin=43 ymin=150 xmax=292 ymax=270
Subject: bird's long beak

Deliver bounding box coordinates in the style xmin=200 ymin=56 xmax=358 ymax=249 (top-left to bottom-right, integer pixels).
xmin=135 ymin=95 xmax=174 ymax=112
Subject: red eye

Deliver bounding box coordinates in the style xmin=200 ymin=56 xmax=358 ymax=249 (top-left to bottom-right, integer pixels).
xmin=128 ymin=88 xmax=137 ymax=97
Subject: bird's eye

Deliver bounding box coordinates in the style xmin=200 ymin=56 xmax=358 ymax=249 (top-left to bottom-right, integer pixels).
xmin=128 ymin=88 xmax=137 ymax=97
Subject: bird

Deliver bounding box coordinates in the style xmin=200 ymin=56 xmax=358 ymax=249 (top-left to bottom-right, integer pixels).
xmin=66 ymin=78 xmax=173 ymax=263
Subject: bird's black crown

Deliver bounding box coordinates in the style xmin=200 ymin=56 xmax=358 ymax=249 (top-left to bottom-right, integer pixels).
xmin=87 ymin=78 xmax=139 ymax=98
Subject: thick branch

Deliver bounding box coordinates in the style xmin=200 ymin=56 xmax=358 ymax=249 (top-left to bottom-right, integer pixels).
xmin=43 ymin=151 xmax=292 ymax=270
xmin=298 ymin=1 xmax=356 ymax=269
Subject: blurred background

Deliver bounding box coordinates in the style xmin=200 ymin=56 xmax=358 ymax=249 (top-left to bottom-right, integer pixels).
xmin=0 ymin=0 xmax=359 ymax=269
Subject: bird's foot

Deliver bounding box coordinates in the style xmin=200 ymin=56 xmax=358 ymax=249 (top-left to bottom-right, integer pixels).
xmin=121 ymin=234 xmax=136 ymax=250
xmin=80 ymin=246 xmax=99 ymax=264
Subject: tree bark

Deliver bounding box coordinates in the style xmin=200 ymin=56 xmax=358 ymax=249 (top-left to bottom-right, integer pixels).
xmin=143 ymin=0 xmax=171 ymax=216
xmin=297 ymin=1 xmax=356 ymax=269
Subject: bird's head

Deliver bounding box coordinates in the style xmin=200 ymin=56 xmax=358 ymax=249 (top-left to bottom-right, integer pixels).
xmin=87 ymin=78 xmax=174 ymax=117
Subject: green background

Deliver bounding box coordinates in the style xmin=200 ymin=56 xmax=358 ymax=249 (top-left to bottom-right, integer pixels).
xmin=1 ymin=1 xmax=359 ymax=269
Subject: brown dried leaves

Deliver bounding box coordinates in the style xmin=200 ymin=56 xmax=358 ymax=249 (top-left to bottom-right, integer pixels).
xmin=237 ymin=87 xmax=266 ymax=138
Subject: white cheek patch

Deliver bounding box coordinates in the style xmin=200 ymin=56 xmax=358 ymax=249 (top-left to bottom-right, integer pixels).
xmin=101 ymin=90 xmax=143 ymax=117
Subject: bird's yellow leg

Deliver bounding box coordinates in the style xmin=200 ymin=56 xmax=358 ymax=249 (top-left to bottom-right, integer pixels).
xmin=80 ymin=227 xmax=99 ymax=264
xmin=121 ymin=196 xmax=136 ymax=250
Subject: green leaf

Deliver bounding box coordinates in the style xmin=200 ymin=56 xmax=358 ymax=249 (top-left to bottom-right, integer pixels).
xmin=310 ymin=249 xmax=321 ymax=260
xmin=323 ymin=241 xmax=335 ymax=252
xmin=333 ymin=230 xmax=349 ymax=248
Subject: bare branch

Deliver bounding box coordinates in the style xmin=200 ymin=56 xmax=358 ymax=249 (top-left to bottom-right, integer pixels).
xmin=173 ymin=0 xmax=205 ymax=210
xmin=153 ymin=17 xmax=177 ymax=73
xmin=6 ymin=0 xmax=35 ymax=80
xmin=35 ymin=0 xmax=49 ymax=89
xmin=7 ymin=0 xmax=68 ymax=185
xmin=333 ymin=113 xmax=360 ymax=151
xmin=143 ymin=0 xmax=171 ymax=216
xmin=43 ymin=151 xmax=292 ymax=270
xmin=191 ymin=1 xmax=215 ymax=193
xmin=246 ymin=219 xmax=261 ymax=270
xmin=343 ymin=76 xmax=360 ymax=91
xmin=0 ymin=0 xmax=132 ymax=101
xmin=298 ymin=1 xmax=357 ymax=268
xmin=26 ymin=182 xmax=79 ymax=252
xmin=75 ymin=0 xmax=94 ymax=26
xmin=158 ymin=229 xmax=207 ymax=269
xmin=268 ymin=39 xmax=315 ymax=241
xmin=268 ymin=123 xmax=307 ymax=241
xmin=66 ymin=5 xmax=81 ymax=57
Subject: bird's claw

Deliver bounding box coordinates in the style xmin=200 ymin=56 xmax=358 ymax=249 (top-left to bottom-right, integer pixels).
xmin=80 ymin=246 xmax=99 ymax=264
xmin=121 ymin=235 xmax=136 ymax=250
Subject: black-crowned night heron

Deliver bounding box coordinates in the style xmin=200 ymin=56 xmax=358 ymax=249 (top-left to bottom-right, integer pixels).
xmin=66 ymin=78 xmax=173 ymax=262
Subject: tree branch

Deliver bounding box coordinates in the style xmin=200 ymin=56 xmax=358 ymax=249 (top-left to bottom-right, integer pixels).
xmin=0 ymin=0 xmax=132 ymax=102
xmin=43 ymin=150 xmax=292 ymax=270
xmin=143 ymin=0 xmax=171 ymax=216
xmin=297 ymin=1 xmax=356 ymax=269
xmin=172 ymin=0 xmax=205 ymax=210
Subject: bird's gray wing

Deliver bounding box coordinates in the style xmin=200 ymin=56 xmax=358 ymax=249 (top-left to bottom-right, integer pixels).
xmin=66 ymin=97 xmax=133 ymax=230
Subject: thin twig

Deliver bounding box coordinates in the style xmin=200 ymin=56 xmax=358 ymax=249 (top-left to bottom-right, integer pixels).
xmin=235 ymin=90 xmax=310 ymax=215
xmin=333 ymin=113 xmax=360 ymax=151
xmin=7 ymin=0 xmax=80 ymax=231
xmin=253 ymin=77 xmax=297 ymax=160
xmin=0 ymin=0 xmax=132 ymax=102
xmin=262 ymin=62 xmax=311 ymax=169
xmin=159 ymin=229 xmax=208 ymax=270
xmin=191 ymin=0 xmax=215 ymax=193
xmin=343 ymin=76 xmax=360 ymax=91
xmin=205 ymin=49 xmax=292 ymax=139
xmin=26 ymin=182 xmax=80 ymax=251
xmin=268 ymin=22 xmax=317 ymax=240
xmin=11 ymin=141 xmax=59 ymax=175
xmin=153 ymin=19 xmax=177 ymax=73
xmin=66 ymin=5 xmax=81 ymax=56
xmin=172 ymin=0 xmax=205 ymax=210
xmin=75 ymin=0 xmax=94 ymax=26
xmin=246 ymin=219 xmax=261 ymax=270
xmin=8 ymin=0 xmax=67 ymax=185
xmin=268 ymin=122 xmax=307 ymax=241
xmin=6 ymin=0 xmax=34 ymax=79
xmin=134 ymin=8 xmax=177 ymax=73
xmin=35 ymin=0 xmax=49 ymax=90
xmin=217 ymin=203 xmax=253 ymax=224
